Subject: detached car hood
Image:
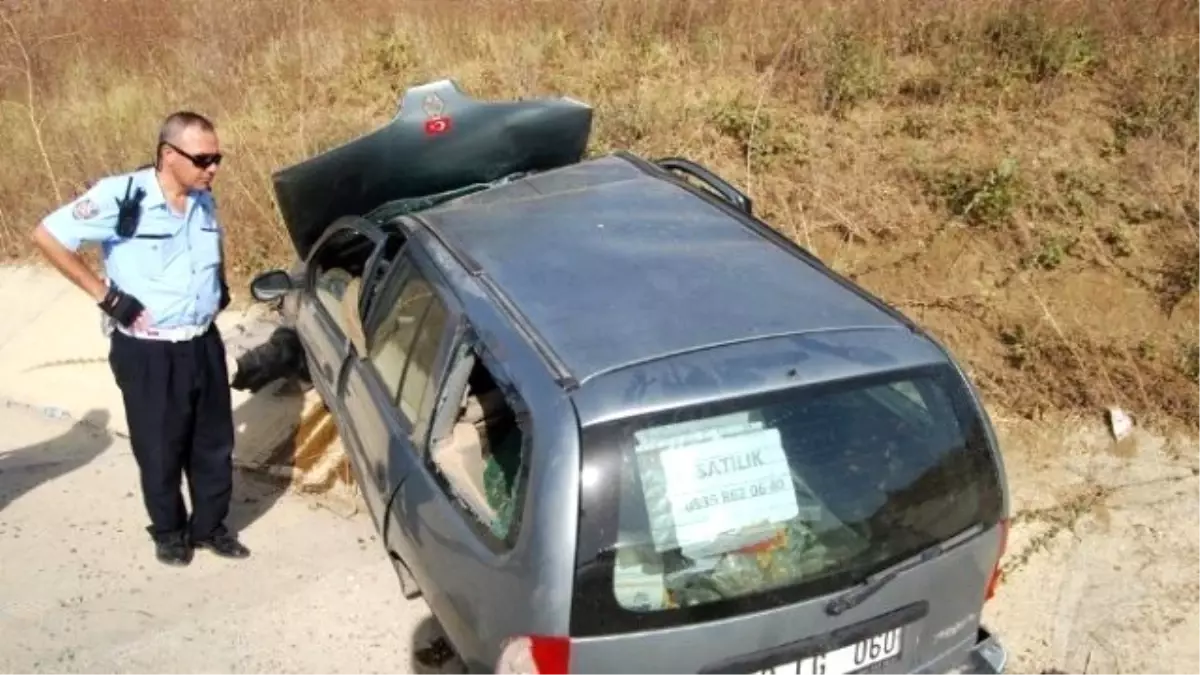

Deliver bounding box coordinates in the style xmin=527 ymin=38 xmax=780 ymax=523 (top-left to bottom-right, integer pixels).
xmin=271 ymin=79 xmax=594 ymax=260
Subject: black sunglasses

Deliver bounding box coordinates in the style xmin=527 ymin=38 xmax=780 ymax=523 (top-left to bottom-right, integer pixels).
xmin=162 ymin=141 xmax=223 ymax=169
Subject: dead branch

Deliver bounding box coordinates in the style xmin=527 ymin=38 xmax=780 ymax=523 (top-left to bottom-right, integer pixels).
xmin=0 ymin=9 xmax=61 ymax=204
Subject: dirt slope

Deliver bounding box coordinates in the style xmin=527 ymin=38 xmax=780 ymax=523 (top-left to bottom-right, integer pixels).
xmin=1 ymin=0 xmax=1196 ymax=436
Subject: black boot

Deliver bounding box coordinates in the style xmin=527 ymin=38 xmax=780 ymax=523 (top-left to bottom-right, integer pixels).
xmin=152 ymin=529 xmax=193 ymax=567
xmin=193 ymin=525 xmax=250 ymax=559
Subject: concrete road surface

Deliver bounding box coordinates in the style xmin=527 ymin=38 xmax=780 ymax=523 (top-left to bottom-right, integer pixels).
xmin=0 ymin=264 xmax=453 ymax=674
xmin=0 ymin=399 xmax=450 ymax=674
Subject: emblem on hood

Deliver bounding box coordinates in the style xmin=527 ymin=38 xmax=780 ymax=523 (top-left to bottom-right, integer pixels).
xmin=422 ymin=92 xmax=445 ymax=118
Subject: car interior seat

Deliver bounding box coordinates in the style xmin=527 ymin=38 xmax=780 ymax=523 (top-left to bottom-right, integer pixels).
xmin=339 ymin=276 xmax=368 ymax=356
xmin=428 ymin=370 xmax=525 ymax=538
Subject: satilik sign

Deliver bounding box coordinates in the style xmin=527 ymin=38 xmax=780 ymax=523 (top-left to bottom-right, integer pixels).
xmin=634 ymin=415 xmax=809 ymax=558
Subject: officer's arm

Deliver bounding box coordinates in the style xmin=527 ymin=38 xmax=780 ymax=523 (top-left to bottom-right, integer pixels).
xmin=209 ymin=191 xmax=231 ymax=311
xmin=31 ymin=183 xmax=121 ymax=302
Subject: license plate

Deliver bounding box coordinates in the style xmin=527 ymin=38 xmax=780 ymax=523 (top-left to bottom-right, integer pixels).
xmin=757 ymin=627 xmax=903 ymax=675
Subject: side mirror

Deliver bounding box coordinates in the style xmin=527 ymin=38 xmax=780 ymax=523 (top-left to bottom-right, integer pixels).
xmin=249 ymin=269 xmax=295 ymax=302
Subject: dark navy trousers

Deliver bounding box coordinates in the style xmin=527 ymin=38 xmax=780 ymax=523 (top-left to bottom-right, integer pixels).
xmin=108 ymin=325 xmax=235 ymax=542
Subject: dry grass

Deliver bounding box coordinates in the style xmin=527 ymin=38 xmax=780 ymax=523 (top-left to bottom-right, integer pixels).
xmin=1 ymin=0 xmax=1197 ymax=427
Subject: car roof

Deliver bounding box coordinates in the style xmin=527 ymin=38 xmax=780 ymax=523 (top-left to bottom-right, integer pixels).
xmin=413 ymin=152 xmax=914 ymax=388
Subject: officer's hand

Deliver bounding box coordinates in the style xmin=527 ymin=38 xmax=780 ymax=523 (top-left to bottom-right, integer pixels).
xmin=97 ymin=285 xmax=146 ymax=328
xmin=132 ymin=310 xmax=153 ymax=332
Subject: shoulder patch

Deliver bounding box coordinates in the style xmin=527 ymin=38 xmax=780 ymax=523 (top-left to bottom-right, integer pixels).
xmin=72 ymin=198 xmax=99 ymax=220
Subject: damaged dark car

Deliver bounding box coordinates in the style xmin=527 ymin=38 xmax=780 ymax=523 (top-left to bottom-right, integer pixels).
xmin=232 ymin=80 xmax=1012 ymax=675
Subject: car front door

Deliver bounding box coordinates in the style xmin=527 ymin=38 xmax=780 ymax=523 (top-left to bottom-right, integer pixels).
xmin=294 ymin=217 xmax=388 ymax=405
xmin=293 ymin=217 xmax=402 ymax=527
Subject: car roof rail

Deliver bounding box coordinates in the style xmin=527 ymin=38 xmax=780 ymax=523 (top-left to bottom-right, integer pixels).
xmin=652 ymin=156 xmax=753 ymax=216
xmin=409 ymin=215 xmax=582 ymax=391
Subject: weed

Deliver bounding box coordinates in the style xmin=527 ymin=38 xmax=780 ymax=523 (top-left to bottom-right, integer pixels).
xmin=1110 ymin=40 xmax=1199 ymax=149
xmin=1118 ymin=200 xmax=1169 ymax=225
xmin=1053 ymin=170 xmax=1105 ymax=218
xmin=897 ymin=76 xmax=946 ymax=104
xmin=899 ymin=17 xmax=965 ymax=56
xmin=1101 ymin=226 xmax=1134 ymax=258
xmin=1000 ymin=484 xmax=1114 ymax=581
xmin=1135 ymin=339 xmax=1157 ymax=362
xmin=1178 ymin=342 xmax=1200 ymax=381
xmin=925 ymin=157 xmax=1022 ymax=227
xmin=819 ymin=29 xmax=883 ymax=116
xmin=899 ymin=115 xmax=932 ymax=139
xmin=1158 ymin=246 xmax=1200 ymax=314
xmin=709 ymin=101 xmax=794 ymax=163
xmin=363 ymin=30 xmax=420 ymax=86
xmin=1024 ymin=234 xmax=1078 ymax=271
xmin=1000 ymin=324 xmax=1031 ymax=369
xmin=981 ymin=10 xmax=1103 ymax=83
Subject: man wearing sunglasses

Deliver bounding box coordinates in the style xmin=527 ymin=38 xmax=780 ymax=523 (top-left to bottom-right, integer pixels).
xmin=30 ymin=111 xmax=249 ymax=567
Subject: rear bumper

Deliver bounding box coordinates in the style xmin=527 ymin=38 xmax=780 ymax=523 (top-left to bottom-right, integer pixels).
xmin=943 ymin=625 xmax=1007 ymax=674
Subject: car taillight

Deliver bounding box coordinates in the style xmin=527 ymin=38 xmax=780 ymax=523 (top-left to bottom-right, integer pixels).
xmin=495 ymin=635 xmax=571 ymax=674
xmin=984 ymin=518 xmax=1009 ymax=602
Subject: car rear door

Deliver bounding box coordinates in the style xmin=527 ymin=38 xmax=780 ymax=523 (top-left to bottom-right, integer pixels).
xmin=349 ymin=246 xmax=539 ymax=669
xmin=337 ymin=245 xmax=461 ymax=564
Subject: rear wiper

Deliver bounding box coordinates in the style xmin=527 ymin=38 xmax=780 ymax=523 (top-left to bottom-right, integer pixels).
xmin=824 ymin=561 xmax=909 ymax=616
xmin=824 ymin=524 xmax=983 ymax=616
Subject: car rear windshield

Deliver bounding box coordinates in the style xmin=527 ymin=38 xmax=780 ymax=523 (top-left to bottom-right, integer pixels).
xmin=570 ymin=364 xmax=1004 ymax=636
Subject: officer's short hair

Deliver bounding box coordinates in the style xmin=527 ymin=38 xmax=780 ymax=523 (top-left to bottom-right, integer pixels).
xmin=158 ymin=111 xmax=215 ymax=144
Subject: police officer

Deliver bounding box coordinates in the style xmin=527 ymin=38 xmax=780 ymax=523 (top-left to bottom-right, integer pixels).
xmin=31 ymin=111 xmax=250 ymax=566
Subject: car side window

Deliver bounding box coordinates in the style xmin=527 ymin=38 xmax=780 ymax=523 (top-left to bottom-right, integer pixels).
xmin=308 ymin=227 xmax=379 ymax=343
xmin=426 ymin=346 xmax=530 ymax=550
xmin=367 ymin=272 xmax=435 ymax=408
xmin=398 ymin=294 xmax=449 ymax=425
xmin=314 ymin=266 xmax=358 ymax=332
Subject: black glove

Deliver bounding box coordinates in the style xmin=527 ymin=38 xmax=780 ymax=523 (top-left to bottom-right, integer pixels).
xmin=98 ymin=285 xmax=144 ymax=328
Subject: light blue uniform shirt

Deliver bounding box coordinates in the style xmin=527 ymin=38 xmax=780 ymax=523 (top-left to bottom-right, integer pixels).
xmin=42 ymin=167 xmax=224 ymax=330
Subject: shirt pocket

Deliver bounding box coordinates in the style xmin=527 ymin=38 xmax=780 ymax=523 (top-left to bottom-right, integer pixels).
xmin=193 ymin=226 xmax=222 ymax=272
xmin=117 ymin=224 xmax=185 ymax=278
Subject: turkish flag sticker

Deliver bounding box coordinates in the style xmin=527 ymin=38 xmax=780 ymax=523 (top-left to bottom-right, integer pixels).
xmin=424 ymin=116 xmax=452 ymax=135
